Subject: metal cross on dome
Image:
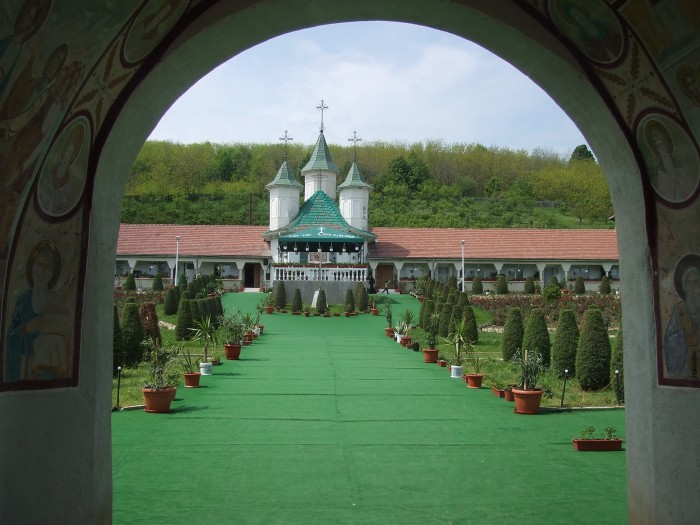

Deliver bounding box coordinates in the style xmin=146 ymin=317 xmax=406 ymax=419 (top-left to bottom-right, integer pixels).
xmin=317 ymin=98 xmax=328 ymax=133
xmin=279 ymin=130 xmax=293 ymax=160
xmin=348 ymin=131 xmax=362 ymax=161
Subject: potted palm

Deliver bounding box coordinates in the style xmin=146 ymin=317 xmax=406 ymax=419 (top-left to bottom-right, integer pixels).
xmin=573 ymin=426 xmax=623 ymax=451
xmin=264 ymin=292 xmax=275 ymax=314
xmin=181 ymin=348 xmax=201 ymax=387
xmin=510 ymin=348 xmax=547 ymax=414
xmin=189 ymin=315 xmax=218 ymax=375
xmin=384 ymin=298 xmax=394 ymax=338
xmin=398 ymin=309 xmax=415 ymax=346
xmin=370 ymin=300 xmax=379 ymax=316
xmin=444 ymin=317 xmax=469 ymax=379
xmin=422 ymin=313 xmax=440 ymax=363
xmin=141 ymin=340 xmax=180 ymax=412
xmin=219 ymin=310 xmax=244 ymax=360
xmin=241 ymin=312 xmax=257 ymax=345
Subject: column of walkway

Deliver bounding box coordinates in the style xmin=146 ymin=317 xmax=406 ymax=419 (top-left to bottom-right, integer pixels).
xmin=112 ymin=293 xmax=627 ymax=524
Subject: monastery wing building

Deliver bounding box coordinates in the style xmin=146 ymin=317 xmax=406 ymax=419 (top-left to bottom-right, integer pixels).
xmin=116 ymin=125 xmax=619 ymax=303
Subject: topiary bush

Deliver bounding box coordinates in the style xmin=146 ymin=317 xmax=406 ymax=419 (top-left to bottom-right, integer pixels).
xmin=524 ymin=276 xmax=536 ymax=294
xmin=138 ymin=302 xmax=161 ymax=347
xmin=501 ymin=307 xmax=524 ymax=362
xmin=549 ymin=275 xmax=561 ymax=288
xmin=574 ymin=276 xmax=586 ymax=294
xmin=495 ymin=275 xmax=509 ymax=294
xmin=522 ymin=308 xmax=551 ymax=368
xmin=316 ymin=289 xmax=327 ymax=314
xmin=449 ymin=305 xmax=464 ymax=336
xmin=124 ymin=272 xmax=136 ymax=292
xmin=344 ymin=289 xmax=355 ymax=313
xmin=113 ymin=304 xmax=123 ymax=376
xmin=552 ymin=309 xmax=579 ymax=378
xmin=274 ymin=281 xmax=287 ymax=310
xmin=576 ymin=307 xmax=611 ymax=391
xmin=152 ymin=273 xmax=163 ymax=291
xmin=600 ymin=275 xmax=611 ymax=295
xmin=611 ymin=327 xmax=624 ymax=404
xmin=438 ymin=303 xmax=453 ymax=338
xmin=457 ymin=292 xmax=470 ymax=307
xmin=292 ymin=288 xmax=303 ymax=313
xmin=447 ymin=275 xmax=458 ymax=290
xmin=120 ymin=302 xmax=144 ymax=368
xmin=543 ymin=284 xmax=562 ymax=302
xmin=463 ymin=306 xmax=479 ymax=345
xmin=356 ymin=285 xmax=368 ymax=312
xmin=176 ymin=299 xmax=193 ymax=341
xmin=163 ymin=287 xmax=178 ymax=316
xmin=471 ymin=275 xmax=483 ymax=294
xmin=422 ymin=300 xmax=435 ymax=330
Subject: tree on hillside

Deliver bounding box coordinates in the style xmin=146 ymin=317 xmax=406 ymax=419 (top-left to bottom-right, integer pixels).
xmin=570 ymin=144 xmax=595 ymax=163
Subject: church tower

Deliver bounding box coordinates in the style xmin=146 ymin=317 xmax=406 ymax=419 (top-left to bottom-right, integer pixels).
xmin=338 ymin=131 xmax=372 ymax=230
xmin=301 ymin=99 xmax=339 ymax=201
xmin=266 ymin=131 xmax=303 ymax=230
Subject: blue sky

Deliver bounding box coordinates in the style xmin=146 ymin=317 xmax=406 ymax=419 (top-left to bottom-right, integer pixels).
xmin=149 ymin=21 xmax=587 ymax=156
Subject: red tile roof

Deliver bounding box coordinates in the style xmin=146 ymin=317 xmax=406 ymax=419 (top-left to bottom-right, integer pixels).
xmin=116 ymin=224 xmax=270 ymax=257
xmin=367 ymin=228 xmax=618 ymax=261
xmin=116 ymin=224 xmax=618 ymax=262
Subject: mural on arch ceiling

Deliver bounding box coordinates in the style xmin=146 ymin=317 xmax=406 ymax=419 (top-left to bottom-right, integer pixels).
xmin=2 ymin=0 xmax=700 ymax=388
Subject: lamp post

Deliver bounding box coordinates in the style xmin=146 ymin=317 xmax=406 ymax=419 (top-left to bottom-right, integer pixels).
xmin=461 ymin=239 xmax=465 ymax=292
xmin=174 ymin=235 xmax=180 ymax=286
xmin=317 ymin=247 xmax=322 ymax=290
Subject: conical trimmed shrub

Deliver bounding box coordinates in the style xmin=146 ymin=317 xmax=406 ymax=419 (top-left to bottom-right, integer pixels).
xmin=457 ymin=292 xmax=470 ymax=307
xmin=447 ymin=275 xmax=458 ymax=290
xmin=120 ymin=302 xmax=144 ymax=368
xmin=356 ymin=285 xmax=368 ymax=312
xmin=522 ymin=308 xmax=551 ymax=368
xmin=124 ymin=273 xmax=135 ymax=292
xmin=463 ymin=306 xmax=479 ymax=345
xmin=292 ymin=288 xmax=303 ymax=313
xmin=422 ymin=300 xmax=435 ymax=330
xmin=418 ymin=296 xmax=427 ymax=328
xmin=274 ymin=281 xmax=287 ymax=310
xmin=552 ymin=309 xmax=579 ymax=378
xmin=501 ymin=307 xmax=524 ymax=361
xmin=113 ymin=304 xmax=123 ymax=376
xmin=611 ymin=328 xmax=624 ymax=404
xmin=197 ymin=299 xmax=208 ymax=324
xmin=574 ymin=276 xmax=586 ymax=294
xmin=152 ymin=273 xmax=163 ymax=291
xmin=471 ymin=275 xmax=483 ymax=294
xmin=176 ymin=299 xmax=193 ymax=341
xmin=549 ymin=275 xmax=561 ymax=288
xmin=138 ymin=302 xmax=161 ymax=346
xmin=449 ymin=305 xmax=464 ymax=336
xmin=316 ymin=289 xmax=327 ymax=314
xmin=438 ymin=303 xmax=454 ymax=338
xmin=600 ymin=275 xmax=611 ymax=295
xmin=524 ymin=276 xmax=535 ymax=294
xmin=164 ymin=287 xmax=178 ymax=316
xmin=344 ymin=289 xmax=355 ymax=313
xmin=495 ymin=275 xmax=509 ymax=294
xmin=576 ymin=307 xmax=611 ymax=391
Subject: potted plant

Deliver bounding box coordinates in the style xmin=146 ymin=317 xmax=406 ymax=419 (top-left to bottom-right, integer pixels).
xmin=370 ymin=300 xmax=379 ymax=316
xmin=241 ymin=312 xmax=257 ymax=345
xmin=141 ymin=340 xmax=180 ymax=412
xmin=189 ymin=315 xmax=218 ymax=375
xmin=398 ymin=309 xmax=415 ymax=346
xmin=303 ymin=303 xmax=311 ymax=317
xmin=264 ymin=292 xmax=275 ymax=314
xmin=256 ymin=301 xmax=265 ymax=333
xmin=422 ymin=313 xmax=440 ymax=363
xmin=209 ymin=349 xmax=222 ymax=366
xmin=444 ymin=317 xmax=469 ymax=379
xmin=384 ymin=298 xmax=394 ymax=338
xmin=181 ymin=348 xmax=201 ymax=387
xmin=510 ymin=349 xmax=548 ymax=414
xmin=573 ymin=426 xmax=623 ymax=451
xmin=219 ymin=310 xmax=244 ymax=360
xmin=465 ymin=352 xmax=484 ymax=388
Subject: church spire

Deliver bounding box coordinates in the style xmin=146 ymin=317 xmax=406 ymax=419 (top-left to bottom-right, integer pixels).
xmin=316 ymin=98 xmax=328 ymax=133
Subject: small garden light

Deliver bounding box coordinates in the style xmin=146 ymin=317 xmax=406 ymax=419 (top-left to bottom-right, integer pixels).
xmin=561 ymin=369 xmax=569 ymax=407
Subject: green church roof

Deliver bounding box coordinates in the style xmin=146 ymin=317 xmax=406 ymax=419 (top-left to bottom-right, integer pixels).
xmin=265 ymin=160 xmax=303 ymax=190
xmin=264 ymin=190 xmax=375 ymax=241
xmin=337 ymin=161 xmax=372 ymax=190
xmin=301 ymin=132 xmax=340 ymax=174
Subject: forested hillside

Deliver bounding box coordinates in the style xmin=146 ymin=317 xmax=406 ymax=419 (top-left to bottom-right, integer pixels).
xmin=122 ymin=140 xmax=613 ymax=228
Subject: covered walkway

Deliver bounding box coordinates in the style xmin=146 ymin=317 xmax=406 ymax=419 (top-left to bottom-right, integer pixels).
xmin=112 ymin=293 xmax=626 ymax=524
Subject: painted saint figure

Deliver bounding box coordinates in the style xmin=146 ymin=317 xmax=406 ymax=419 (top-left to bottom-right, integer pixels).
xmin=664 ymin=255 xmax=700 ymax=380
xmin=643 ymin=119 xmax=696 ymax=203
xmin=5 ymin=240 xmax=71 ymax=381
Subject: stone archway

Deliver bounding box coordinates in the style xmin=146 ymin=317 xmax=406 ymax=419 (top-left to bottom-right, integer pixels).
xmin=1 ymin=1 xmax=697 ymax=523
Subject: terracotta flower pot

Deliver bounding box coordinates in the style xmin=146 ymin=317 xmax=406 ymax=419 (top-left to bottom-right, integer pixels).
xmin=491 ymin=386 xmax=505 ymax=398
xmin=504 ymin=389 xmax=515 ymax=402
xmin=572 ymin=439 xmax=623 ymax=452
xmin=438 ymin=359 xmax=447 ymax=367
xmin=466 ymin=374 xmax=484 ymax=388
xmin=265 ymin=306 xmax=274 ymax=314
xmin=225 ymin=343 xmax=242 ymax=360
xmin=370 ymin=308 xmax=379 ymax=316
xmin=142 ymin=387 xmax=176 ymax=413
xmin=423 ymin=348 xmax=439 ymax=363
xmin=385 ymin=327 xmax=395 ymax=338
xmin=184 ymin=372 xmax=201 ymax=388
xmin=511 ymin=388 xmax=544 ymax=414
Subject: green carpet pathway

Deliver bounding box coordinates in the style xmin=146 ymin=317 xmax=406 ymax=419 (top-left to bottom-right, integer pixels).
xmin=112 ymin=293 xmax=627 ymax=524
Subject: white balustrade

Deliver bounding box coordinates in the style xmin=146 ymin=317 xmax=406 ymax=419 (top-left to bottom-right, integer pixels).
xmin=273 ymin=266 xmax=367 ymax=283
